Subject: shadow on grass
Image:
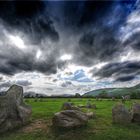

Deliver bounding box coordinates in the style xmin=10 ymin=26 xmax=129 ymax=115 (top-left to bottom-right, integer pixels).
xmin=50 ymin=124 xmax=92 ymax=140
xmin=0 ymin=120 xmax=32 ymax=137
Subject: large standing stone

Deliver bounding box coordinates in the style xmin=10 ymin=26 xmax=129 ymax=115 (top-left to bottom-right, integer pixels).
xmin=52 ymin=110 xmax=89 ymax=128
xmin=0 ymin=85 xmax=32 ymax=133
xmin=131 ymin=103 xmax=140 ymax=123
xmin=112 ymin=103 xmax=132 ymax=124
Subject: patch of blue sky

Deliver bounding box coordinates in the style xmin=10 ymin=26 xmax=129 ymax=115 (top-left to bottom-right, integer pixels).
xmin=58 ymin=69 xmax=94 ymax=82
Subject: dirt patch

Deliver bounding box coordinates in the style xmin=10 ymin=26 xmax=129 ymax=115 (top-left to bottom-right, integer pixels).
xmin=20 ymin=119 xmax=50 ymax=133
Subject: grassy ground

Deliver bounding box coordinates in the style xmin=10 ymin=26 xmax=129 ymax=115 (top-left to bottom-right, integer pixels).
xmin=1 ymin=98 xmax=140 ymax=140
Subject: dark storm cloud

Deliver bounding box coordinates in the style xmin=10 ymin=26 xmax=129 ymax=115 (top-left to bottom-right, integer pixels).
xmin=52 ymin=0 xmax=136 ymax=66
xmin=15 ymin=80 xmax=32 ymax=86
xmin=0 ymin=0 xmax=138 ymax=77
xmin=75 ymin=29 xmax=120 ymax=66
xmin=95 ymin=61 xmax=140 ymax=81
xmin=0 ymin=41 xmax=67 ymax=75
xmin=54 ymin=1 xmax=114 ymax=30
xmin=0 ymin=1 xmax=59 ymax=43
xmin=0 ymin=52 xmax=63 ymax=75
xmin=116 ymin=75 xmax=135 ymax=82
xmin=123 ymin=32 xmax=140 ymax=51
xmin=49 ymin=0 xmax=135 ymax=30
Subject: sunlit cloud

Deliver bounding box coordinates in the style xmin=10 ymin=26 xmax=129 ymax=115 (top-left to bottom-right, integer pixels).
xmin=60 ymin=54 xmax=72 ymax=61
xmin=36 ymin=49 xmax=42 ymax=60
xmin=7 ymin=34 xmax=26 ymax=49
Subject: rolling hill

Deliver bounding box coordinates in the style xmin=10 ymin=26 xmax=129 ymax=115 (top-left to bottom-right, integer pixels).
xmin=83 ymin=84 xmax=140 ymax=97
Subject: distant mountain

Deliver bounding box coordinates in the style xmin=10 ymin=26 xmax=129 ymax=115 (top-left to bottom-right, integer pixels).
xmin=24 ymin=91 xmax=48 ymax=98
xmin=50 ymin=94 xmax=74 ymax=97
xmin=83 ymin=84 xmax=140 ymax=97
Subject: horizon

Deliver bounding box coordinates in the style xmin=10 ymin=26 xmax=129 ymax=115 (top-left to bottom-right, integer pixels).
xmin=1 ymin=80 xmax=140 ymax=96
xmin=0 ymin=1 xmax=140 ymax=95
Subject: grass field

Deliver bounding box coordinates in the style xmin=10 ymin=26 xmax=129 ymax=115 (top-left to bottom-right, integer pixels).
xmin=1 ymin=98 xmax=140 ymax=140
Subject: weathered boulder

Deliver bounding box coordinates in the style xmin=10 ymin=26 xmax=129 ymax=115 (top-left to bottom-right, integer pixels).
xmin=0 ymin=85 xmax=32 ymax=133
xmin=52 ymin=110 xmax=89 ymax=128
xmin=131 ymin=103 xmax=140 ymax=123
xmin=112 ymin=103 xmax=132 ymax=124
xmin=61 ymin=102 xmax=80 ymax=111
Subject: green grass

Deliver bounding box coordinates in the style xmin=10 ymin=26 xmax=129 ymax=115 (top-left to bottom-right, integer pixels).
xmin=1 ymin=98 xmax=140 ymax=140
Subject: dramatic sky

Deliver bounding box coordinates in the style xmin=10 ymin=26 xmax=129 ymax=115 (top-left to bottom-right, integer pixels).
xmin=0 ymin=0 xmax=140 ymax=95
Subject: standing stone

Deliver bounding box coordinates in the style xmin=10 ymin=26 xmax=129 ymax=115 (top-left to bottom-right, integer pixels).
xmin=52 ymin=110 xmax=89 ymax=128
xmin=61 ymin=102 xmax=80 ymax=111
xmin=131 ymin=103 xmax=140 ymax=123
xmin=112 ymin=103 xmax=132 ymax=124
xmin=86 ymin=102 xmax=96 ymax=109
xmin=0 ymin=85 xmax=32 ymax=133
xmin=61 ymin=102 xmax=72 ymax=110
xmin=112 ymin=97 xmax=115 ymax=101
xmin=86 ymin=101 xmax=92 ymax=108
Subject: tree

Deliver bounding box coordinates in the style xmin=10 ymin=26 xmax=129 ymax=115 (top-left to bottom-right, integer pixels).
xmin=131 ymin=91 xmax=140 ymax=99
xmin=75 ymin=93 xmax=81 ymax=98
xmin=131 ymin=92 xmax=137 ymax=99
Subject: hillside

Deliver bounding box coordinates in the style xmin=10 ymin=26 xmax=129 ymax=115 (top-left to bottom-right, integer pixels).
xmin=83 ymin=84 xmax=140 ymax=97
